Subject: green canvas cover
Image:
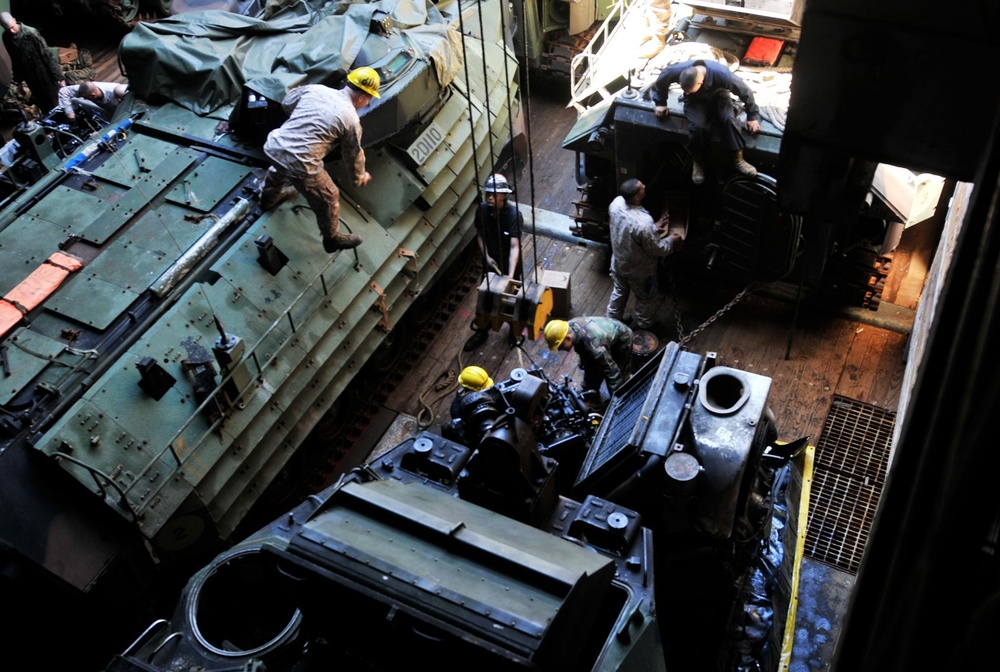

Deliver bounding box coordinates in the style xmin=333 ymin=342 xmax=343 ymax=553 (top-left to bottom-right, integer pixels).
xmin=120 ymin=0 xmax=463 ymax=116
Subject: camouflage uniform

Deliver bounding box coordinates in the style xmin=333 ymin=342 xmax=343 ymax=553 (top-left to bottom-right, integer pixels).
xmin=568 ymin=316 xmax=634 ymax=394
xmin=606 ymin=194 xmax=675 ymax=330
xmin=261 ymin=84 xmax=366 ymax=241
xmin=3 ymin=21 xmax=63 ymax=113
xmin=62 ymin=48 xmax=97 ymax=85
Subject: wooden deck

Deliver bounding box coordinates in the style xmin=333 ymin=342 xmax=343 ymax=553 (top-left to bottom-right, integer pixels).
xmin=12 ymin=10 xmax=910 ymax=458
xmin=2 ymin=12 xmax=915 ymax=671
xmin=376 ymin=74 xmax=909 ymax=453
xmin=381 ymin=227 xmax=908 ymax=452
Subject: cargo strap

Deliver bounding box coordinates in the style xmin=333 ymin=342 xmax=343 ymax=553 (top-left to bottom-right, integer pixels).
xmin=1 ymin=252 xmax=85 ymax=338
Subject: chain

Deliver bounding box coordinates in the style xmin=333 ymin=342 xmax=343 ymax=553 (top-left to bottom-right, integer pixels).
xmin=668 ymin=266 xmax=759 ymax=347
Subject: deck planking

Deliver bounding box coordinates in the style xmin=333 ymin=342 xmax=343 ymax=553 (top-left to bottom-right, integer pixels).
xmin=23 ymin=10 xmax=910 ymax=470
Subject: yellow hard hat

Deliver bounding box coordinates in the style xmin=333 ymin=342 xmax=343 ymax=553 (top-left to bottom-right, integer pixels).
xmin=347 ymin=66 xmax=381 ymax=99
xmin=544 ymin=320 xmax=569 ymax=351
xmin=459 ymin=366 xmax=494 ymax=391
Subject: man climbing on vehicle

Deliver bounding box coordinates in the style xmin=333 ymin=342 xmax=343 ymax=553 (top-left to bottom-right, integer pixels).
xmin=258 ymin=66 xmax=380 ymax=252
xmin=651 ymin=59 xmax=761 ymax=184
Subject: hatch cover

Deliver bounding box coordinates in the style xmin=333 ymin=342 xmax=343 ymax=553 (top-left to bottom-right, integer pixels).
xmin=804 ymin=395 xmax=895 ymax=574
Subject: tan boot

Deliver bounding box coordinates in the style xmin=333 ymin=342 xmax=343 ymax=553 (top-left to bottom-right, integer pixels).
xmin=692 ymin=156 xmax=705 ymax=185
xmin=260 ymin=185 xmax=298 ymax=210
xmin=323 ymin=233 xmax=363 ymax=252
xmin=733 ymin=150 xmax=757 ymax=177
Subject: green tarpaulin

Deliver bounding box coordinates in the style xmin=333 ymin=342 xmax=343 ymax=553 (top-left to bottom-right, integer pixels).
xmin=120 ymin=0 xmax=462 ymax=116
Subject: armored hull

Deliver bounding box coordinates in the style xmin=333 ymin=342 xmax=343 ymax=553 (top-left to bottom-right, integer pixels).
xmin=0 ymin=0 xmax=523 ymax=651
xmin=105 ymin=343 xmax=797 ymax=671
xmin=560 ymin=0 xmax=914 ymax=310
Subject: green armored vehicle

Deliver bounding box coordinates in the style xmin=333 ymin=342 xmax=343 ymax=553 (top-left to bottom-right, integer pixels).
xmin=105 ymin=345 xmax=800 ymax=671
xmin=1 ymin=0 xmax=523 ymax=664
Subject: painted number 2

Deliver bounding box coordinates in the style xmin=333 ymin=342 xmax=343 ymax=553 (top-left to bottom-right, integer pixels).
xmin=407 ymin=123 xmax=446 ymax=165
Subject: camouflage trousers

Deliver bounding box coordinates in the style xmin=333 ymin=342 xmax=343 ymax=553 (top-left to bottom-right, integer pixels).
xmin=261 ymin=166 xmax=342 ymax=239
xmin=607 ymin=270 xmax=659 ymax=331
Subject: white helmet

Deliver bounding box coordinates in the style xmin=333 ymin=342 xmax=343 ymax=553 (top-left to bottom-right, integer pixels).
xmin=482 ymin=174 xmax=512 ymax=194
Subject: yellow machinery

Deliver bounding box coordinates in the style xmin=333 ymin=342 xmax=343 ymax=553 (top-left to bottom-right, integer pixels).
xmin=473 ymin=274 xmax=554 ymax=340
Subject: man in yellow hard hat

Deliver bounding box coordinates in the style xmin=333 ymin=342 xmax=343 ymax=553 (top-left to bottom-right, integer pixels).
xmin=445 ymin=365 xmax=501 ymax=447
xmin=458 ymin=365 xmax=494 ymax=392
xmin=258 ymin=66 xmax=381 ymax=252
xmin=449 ymin=364 xmax=496 ymax=418
xmin=544 ymin=316 xmax=633 ymax=395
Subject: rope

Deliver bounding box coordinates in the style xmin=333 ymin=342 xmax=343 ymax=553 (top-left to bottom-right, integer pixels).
xmin=416 ymin=365 xmax=460 ymax=429
xmin=473 ymin=1 xmax=509 ymax=284
xmin=456 ymin=4 xmax=482 ymax=203
xmin=457 ymin=3 xmax=497 ymax=289
xmin=513 ymin=0 xmax=540 ymax=284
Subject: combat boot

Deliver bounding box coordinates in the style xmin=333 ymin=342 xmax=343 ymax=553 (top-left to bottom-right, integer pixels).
xmin=733 ymin=150 xmax=757 ymax=177
xmin=260 ymin=185 xmax=298 ymax=210
xmin=323 ymin=233 xmax=363 ymax=252
xmin=691 ymin=155 xmax=705 ymax=185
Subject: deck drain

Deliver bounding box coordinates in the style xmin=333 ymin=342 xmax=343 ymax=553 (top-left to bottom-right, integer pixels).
xmin=804 ymin=395 xmax=895 ymax=574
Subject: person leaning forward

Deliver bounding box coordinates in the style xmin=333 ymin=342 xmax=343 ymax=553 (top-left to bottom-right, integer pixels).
xmin=544 ymin=317 xmax=634 ymax=396
xmin=258 ymin=66 xmax=381 ymax=252
xmin=651 ymin=58 xmax=760 ymax=184
xmin=58 ymin=81 xmax=128 ymax=121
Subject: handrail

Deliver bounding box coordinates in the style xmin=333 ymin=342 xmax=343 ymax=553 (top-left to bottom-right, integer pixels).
xmin=52 ymin=198 xmax=361 ymax=525
xmin=129 ymin=225 xmax=360 ymax=517
xmin=569 ymin=0 xmax=640 ymax=113
xmin=51 ymin=451 xmax=138 ymax=520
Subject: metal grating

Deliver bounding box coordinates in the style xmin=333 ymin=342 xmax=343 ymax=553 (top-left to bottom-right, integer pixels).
xmin=804 ymin=395 xmax=895 ymax=574
xmin=590 ymin=370 xmax=656 ymax=465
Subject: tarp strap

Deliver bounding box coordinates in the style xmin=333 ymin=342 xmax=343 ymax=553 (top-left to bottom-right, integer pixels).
xmin=0 ymin=251 xmax=85 ymax=338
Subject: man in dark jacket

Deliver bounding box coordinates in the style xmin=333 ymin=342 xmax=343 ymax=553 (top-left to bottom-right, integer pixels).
xmin=544 ymin=317 xmax=634 ymax=395
xmin=651 ymin=58 xmax=760 ymax=184
xmin=464 ymin=173 xmax=524 ymax=351
xmin=1 ymin=12 xmax=64 ymax=114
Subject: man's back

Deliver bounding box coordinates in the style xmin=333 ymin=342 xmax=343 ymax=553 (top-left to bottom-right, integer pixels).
xmin=608 ymin=195 xmax=671 ymax=277
xmin=264 ymin=85 xmax=361 ymax=178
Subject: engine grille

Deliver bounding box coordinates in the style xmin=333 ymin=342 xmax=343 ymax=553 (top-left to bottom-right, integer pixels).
xmin=594 ymin=370 xmax=656 ymax=462
xmin=804 ymin=395 xmax=895 ymax=574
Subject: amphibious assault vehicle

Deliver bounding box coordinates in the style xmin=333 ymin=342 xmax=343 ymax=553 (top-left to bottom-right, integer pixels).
xmin=561 ymin=0 xmax=945 ymax=312
xmin=105 ymin=343 xmax=803 ymax=671
xmin=1 ymin=0 xmax=523 ymax=663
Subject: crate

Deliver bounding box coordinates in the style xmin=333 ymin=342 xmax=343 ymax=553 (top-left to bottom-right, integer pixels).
xmin=538 ymin=269 xmax=572 ymax=318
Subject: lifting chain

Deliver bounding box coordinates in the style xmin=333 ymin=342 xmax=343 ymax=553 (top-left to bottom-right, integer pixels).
xmin=667 ymin=267 xmax=759 ymax=347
